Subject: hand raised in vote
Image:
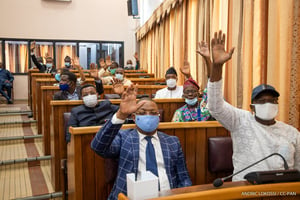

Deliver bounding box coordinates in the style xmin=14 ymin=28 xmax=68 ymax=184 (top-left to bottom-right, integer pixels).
xmin=116 ymin=84 xmax=145 ymax=120
xmin=112 ymin=77 xmax=124 ymax=95
xmin=197 ymin=41 xmax=210 ymax=58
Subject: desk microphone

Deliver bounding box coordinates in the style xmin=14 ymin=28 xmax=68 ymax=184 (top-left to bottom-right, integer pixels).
xmin=213 ymin=153 xmax=289 ymax=187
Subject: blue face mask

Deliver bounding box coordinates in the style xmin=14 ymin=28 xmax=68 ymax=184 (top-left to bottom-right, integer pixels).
xmin=185 ymin=97 xmax=198 ymax=106
xmin=59 ymin=83 xmax=69 ymax=91
xmin=115 ymin=73 xmax=124 ymax=80
xmin=135 ymin=115 xmax=160 ymax=133
xmin=65 ymin=62 xmax=70 ymax=67
xmin=55 ymin=74 xmax=61 ymax=82
xmin=46 ymin=63 xmax=52 ymax=68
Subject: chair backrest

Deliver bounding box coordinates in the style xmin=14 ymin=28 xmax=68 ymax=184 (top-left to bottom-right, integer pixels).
xmin=104 ymin=94 xmax=121 ymax=99
xmin=208 ymin=136 xmax=234 ymax=173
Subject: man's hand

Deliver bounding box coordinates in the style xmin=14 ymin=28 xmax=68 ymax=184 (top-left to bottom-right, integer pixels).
xmin=116 ymin=84 xmax=145 ymax=120
xmin=112 ymin=77 xmax=124 ymax=95
xmin=90 ymin=67 xmax=99 ymax=80
xmin=30 ymin=41 xmax=36 ymax=52
xmin=180 ymin=61 xmax=191 ymax=79
xmin=133 ymin=52 xmax=139 ymax=61
xmin=72 ymin=56 xmax=80 ymax=66
xmin=105 ymin=55 xmax=112 ymax=67
xmin=99 ymin=58 xmax=107 ymax=69
xmin=211 ymin=30 xmax=235 ymax=65
xmin=196 ymin=41 xmax=210 ymax=58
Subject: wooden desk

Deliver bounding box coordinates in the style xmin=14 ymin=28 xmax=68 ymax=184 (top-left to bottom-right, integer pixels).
xmin=124 ymin=69 xmax=148 ymax=73
xmin=119 ymin=181 xmax=300 ymax=200
xmin=68 ymin=122 xmax=230 ymax=200
xmin=125 ymin=73 xmax=154 ymax=78
xmin=27 ymin=69 xmax=39 ymax=107
xmin=128 ymin=78 xmax=165 ymax=85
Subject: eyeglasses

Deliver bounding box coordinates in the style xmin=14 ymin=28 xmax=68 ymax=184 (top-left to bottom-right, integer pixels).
xmin=135 ymin=111 xmax=160 ymax=116
xmin=254 ymin=98 xmax=278 ymax=104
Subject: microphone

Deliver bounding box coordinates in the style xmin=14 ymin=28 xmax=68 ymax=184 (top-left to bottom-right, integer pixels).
xmin=213 ymin=153 xmax=289 ymax=187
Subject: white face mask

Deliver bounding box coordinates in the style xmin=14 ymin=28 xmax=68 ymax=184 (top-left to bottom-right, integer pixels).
xmin=83 ymin=94 xmax=98 ymax=108
xmin=115 ymin=73 xmax=124 ymax=81
xmin=253 ymin=103 xmax=278 ymax=120
xmin=166 ymin=78 xmax=177 ymax=88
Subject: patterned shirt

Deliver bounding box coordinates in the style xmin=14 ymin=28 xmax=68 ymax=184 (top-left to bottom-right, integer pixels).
xmin=172 ymin=88 xmax=211 ymax=122
xmin=207 ymin=79 xmax=300 ymax=181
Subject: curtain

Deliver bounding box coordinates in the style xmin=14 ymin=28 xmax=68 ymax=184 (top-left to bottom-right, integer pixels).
xmin=137 ymin=0 xmax=300 ymax=128
xmin=55 ymin=45 xmax=76 ymax=69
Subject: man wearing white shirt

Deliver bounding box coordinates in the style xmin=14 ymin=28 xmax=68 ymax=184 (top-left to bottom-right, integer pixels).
xmin=207 ymin=30 xmax=300 ymax=181
xmin=91 ymin=85 xmax=191 ymax=200
xmin=155 ymin=67 xmax=183 ymax=98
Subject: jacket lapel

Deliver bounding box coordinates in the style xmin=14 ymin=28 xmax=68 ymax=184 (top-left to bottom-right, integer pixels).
xmin=131 ymin=130 xmax=140 ymax=174
xmin=157 ymin=132 xmax=172 ymax=188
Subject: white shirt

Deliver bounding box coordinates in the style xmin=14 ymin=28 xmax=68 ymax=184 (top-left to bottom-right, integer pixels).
xmin=207 ymin=79 xmax=300 ymax=181
xmin=155 ymin=86 xmax=183 ymax=98
xmin=111 ymin=114 xmax=170 ymax=191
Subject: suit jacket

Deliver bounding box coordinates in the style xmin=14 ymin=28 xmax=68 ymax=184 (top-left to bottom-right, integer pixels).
xmin=66 ymin=100 xmax=119 ymax=142
xmin=91 ymin=120 xmax=192 ymax=200
xmin=31 ymin=54 xmax=55 ymax=73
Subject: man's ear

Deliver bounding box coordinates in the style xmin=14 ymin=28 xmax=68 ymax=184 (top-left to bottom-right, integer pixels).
xmin=250 ymin=104 xmax=255 ymax=113
xmin=132 ymin=113 xmax=136 ymax=122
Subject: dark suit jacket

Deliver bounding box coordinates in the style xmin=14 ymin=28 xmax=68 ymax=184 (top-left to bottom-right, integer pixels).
xmin=66 ymin=100 xmax=119 ymax=142
xmin=91 ymin=120 xmax=192 ymax=200
xmin=31 ymin=54 xmax=55 ymax=73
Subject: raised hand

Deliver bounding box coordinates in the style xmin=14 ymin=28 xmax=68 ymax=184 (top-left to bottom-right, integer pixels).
xmin=180 ymin=61 xmax=191 ymax=79
xmin=211 ymin=30 xmax=235 ymax=65
xmin=73 ymin=56 xmax=80 ymax=66
xmin=90 ymin=65 xmax=99 ymax=80
xmin=105 ymin=55 xmax=112 ymax=67
xmin=196 ymin=41 xmax=210 ymax=58
xmin=133 ymin=52 xmax=139 ymax=61
xmin=30 ymin=41 xmax=36 ymax=52
xmin=112 ymin=77 xmax=125 ymax=95
xmin=99 ymin=58 xmax=107 ymax=69
xmin=116 ymin=84 xmax=145 ymax=119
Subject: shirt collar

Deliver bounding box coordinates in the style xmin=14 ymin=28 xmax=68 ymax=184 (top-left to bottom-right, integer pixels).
xmin=137 ymin=130 xmax=158 ymax=142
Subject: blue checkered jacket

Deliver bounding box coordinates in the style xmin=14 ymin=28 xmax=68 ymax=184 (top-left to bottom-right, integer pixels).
xmin=91 ymin=120 xmax=192 ymax=200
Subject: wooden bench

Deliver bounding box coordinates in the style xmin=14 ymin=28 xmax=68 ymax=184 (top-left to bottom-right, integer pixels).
xmin=49 ymin=98 xmax=186 ymax=192
xmin=100 ymin=85 xmax=166 ymax=99
xmin=128 ymin=78 xmax=165 ymax=85
xmin=124 ymin=69 xmax=148 ymax=73
xmin=124 ymin=73 xmax=154 ymax=78
xmin=68 ymin=122 xmax=230 ymax=200
xmin=27 ymin=69 xmax=40 ymax=108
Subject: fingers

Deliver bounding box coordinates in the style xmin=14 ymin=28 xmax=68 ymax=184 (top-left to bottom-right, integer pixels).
xmin=228 ymin=47 xmax=235 ymax=57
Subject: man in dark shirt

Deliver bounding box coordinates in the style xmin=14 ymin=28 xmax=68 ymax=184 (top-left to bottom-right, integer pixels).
xmin=30 ymin=41 xmax=55 ymax=73
xmin=0 ymin=62 xmax=14 ymax=104
xmin=66 ymin=84 xmax=119 ymax=142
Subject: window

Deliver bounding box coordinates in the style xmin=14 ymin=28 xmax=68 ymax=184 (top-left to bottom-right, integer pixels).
xmin=101 ymin=43 xmax=124 ymax=67
xmin=79 ymin=42 xmax=100 ymax=69
xmin=5 ymin=41 xmax=28 ymax=73
xmin=0 ymin=39 xmax=124 ymax=73
xmin=55 ymin=42 xmax=77 ymax=68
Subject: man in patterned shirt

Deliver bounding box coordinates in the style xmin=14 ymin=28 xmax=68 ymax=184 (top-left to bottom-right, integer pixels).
xmin=207 ymin=30 xmax=300 ymax=181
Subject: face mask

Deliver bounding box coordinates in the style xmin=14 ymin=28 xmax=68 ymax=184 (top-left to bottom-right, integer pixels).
xmin=55 ymin=74 xmax=61 ymax=82
xmin=39 ymin=62 xmax=43 ymax=65
xmin=166 ymin=78 xmax=177 ymax=88
xmin=135 ymin=115 xmax=160 ymax=133
xmin=253 ymin=103 xmax=278 ymax=120
xmin=109 ymin=68 xmax=116 ymax=75
xmin=185 ymin=97 xmax=198 ymax=106
xmin=46 ymin=63 xmax=53 ymax=68
xmin=115 ymin=73 xmax=124 ymax=81
xmin=59 ymin=83 xmax=69 ymax=91
xmin=65 ymin=62 xmax=70 ymax=67
xmin=83 ymin=94 xmax=98 ymax=108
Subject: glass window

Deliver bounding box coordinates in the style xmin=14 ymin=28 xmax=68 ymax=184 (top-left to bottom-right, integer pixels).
xmin=79 ymin=42 xmax=100 ymax=69
xmin=55 ymin=42 xmax=77 ymax=69
xmin=5 ymin=41 xmax=28 ymax=73
xmin=101 ymin=43 xmax=123 ymax=67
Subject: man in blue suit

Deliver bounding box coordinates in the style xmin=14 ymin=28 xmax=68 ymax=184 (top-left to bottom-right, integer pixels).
xmin=91 ymin=84 xmax=192 ymax=200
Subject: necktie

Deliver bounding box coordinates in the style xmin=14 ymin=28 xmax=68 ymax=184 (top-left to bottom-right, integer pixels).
xmin=145 ymin=136 xmax=158 ymax=177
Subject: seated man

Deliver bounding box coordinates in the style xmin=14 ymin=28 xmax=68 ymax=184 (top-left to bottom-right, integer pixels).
xmin=0 ymin=62 xmax=14 ymax=104
xmin=53 ymin=71 xmax=103 ymax=100
xmin=124 ymin=59 xmax=134 ymax=70
xmin=66 ymin=84 xmax=119 ymax=142
xmin=114 ymin=67 xmax=132 ymax=86
xmin=207 ymin=30 xmax=300 ymax=180
xmin=91 ymin=84 xmax=192 ymax=200
xmin=172 ymin=78 xmax=211 ymax=122
xmin=30 ymin=41 xmax=55 ymax=73
xmin=154 ymin=67 xmax=183 ymax=98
